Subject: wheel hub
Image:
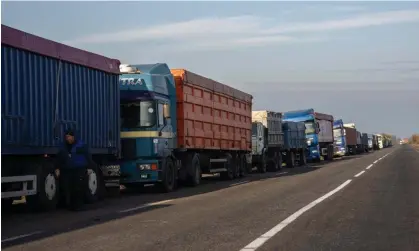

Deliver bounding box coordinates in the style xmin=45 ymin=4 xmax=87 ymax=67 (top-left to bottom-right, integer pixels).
xmin=44 ymin=174 xmax=57 ymax=200
xmin=88 ymin=169 xmax=98 ymax=195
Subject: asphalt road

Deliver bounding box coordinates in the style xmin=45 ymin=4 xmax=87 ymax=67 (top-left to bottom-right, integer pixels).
xmin=2 ymin=145 xmax=418 ymax=251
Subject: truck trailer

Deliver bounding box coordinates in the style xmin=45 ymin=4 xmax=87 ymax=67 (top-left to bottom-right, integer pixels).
xmin=342 ymin=123 xmax=358 ymax=155
xmin=1 ymin=25 xmax=121 ymax=211
xmin=282 ymin=109 xmax=334 ymax=162
xmin=119 ymin=66 xmax=253 ymax=192
xmin=251 ymin=111 xmax=306 ymax=171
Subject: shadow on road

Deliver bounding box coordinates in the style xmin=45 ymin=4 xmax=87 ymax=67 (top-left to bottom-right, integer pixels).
xmin=1 ymin=150 xmax=378 ymax=248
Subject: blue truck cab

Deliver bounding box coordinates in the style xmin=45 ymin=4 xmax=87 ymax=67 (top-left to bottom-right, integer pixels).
xmin=282 ymin=109 xmax=334 ymax=162
xmin=333 ymin=119 xmax=347 ymax=157
xmin=118 ymin=64 xmax=177 ymax=192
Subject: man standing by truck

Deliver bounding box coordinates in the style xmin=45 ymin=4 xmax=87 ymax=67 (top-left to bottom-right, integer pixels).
xmin=57 ymin=129 xmax=92 ymax=211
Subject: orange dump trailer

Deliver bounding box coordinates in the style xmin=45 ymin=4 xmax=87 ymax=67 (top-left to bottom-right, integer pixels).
xmin=170 ymin=69 xmax=253 ymax=182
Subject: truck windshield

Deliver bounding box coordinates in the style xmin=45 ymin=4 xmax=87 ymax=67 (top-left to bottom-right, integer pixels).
xmin=334 ymin=128 xmax=342 ymax=137
xmin=304 ymin=122 xmax=315 ymax=134
xmin=121 ymin=101 xmax=156 ymax=128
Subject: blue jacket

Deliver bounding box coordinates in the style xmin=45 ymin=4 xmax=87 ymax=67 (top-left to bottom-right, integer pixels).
xmin=59 ymin=140 xmax=92 ymax=169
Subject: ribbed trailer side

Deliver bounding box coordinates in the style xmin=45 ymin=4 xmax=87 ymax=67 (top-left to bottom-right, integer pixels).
xmin=171 ymin=69 xmax=252 ymax=152
xmin=1 ymin=25 xmax=121 ymax=155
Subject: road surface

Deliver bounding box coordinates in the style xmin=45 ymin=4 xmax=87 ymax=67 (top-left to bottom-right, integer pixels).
xmin=2 ymin=145 xmax=419 ymax=251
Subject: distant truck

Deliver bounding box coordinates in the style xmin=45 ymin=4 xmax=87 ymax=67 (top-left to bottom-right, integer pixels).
xmin=119 ymin=66 xmax=253 ymax=192
xmin=366 ymin=134 xmax=374 ymax=152
xmin=373 ymin=134 xmax=380 ymax=150
xmin=1 ymin=25 xmax=121 ymax=210
xmin=251 ymin=111 xmax=307 ymax=170
xmin=361 ymin=133 xmax=369 ymax=152
xmin=343 ymin=123 xmax=358 ymax=155
xmin=376 ymin=134 xmax=384 ymax=149
xmin=282 ymin=109 xmax=334 ymax=162
xmin=333 ymin=119 xmax=347 ymax=157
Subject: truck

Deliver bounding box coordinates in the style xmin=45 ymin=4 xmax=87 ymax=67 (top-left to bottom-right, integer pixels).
xmin=118 ymin=66 xmax=253 ymax=192
xmin=391 ymin=135 xmax=397 ymax=146
xmin=333 ymin=119 xmax=347 ymax=157
xmin=372 ymin=134 xmax=379 ymax=150
xmin=251 ymin=111 xmax=306 ymax=171
xmin=376 ymin=134 xmax=384 ymax=149
xmin=342 ymin=123 xmax=358 ymax=155
xmin=361 ymin=133 xmax=369 ymax=152
xmin=282 ymin=109 xmax=334 ymax=162
xmin=382 ymin=134 xmax=392 ymax=148
xmin=251 ymin=111 xmax=284 ymax=172
xmin=366 ymin=133 xmax=374 ymax=152
xmin=1 ymin=25 xmax=121 ymax=211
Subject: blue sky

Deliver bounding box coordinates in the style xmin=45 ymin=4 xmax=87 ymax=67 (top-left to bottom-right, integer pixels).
xmin=2 ymin=1 xmax=419 ymax=137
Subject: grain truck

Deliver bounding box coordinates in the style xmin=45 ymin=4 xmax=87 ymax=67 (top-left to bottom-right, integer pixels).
xmin=118 ymin=66 xmax=252 ymax=192
xmin=251 ymin=111 xmax=306 ymax=171
xmin=1 ymin=25 xmax=121 ymax=211
xmin=282 ymin=109 xmax=334 ymax=162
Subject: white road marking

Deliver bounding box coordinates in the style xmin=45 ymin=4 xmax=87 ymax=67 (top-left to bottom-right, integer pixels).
xmin=373 ymin=160 xmax=378 ymax=164
xmin=276 ymin=171 xmax=288 ymax=176
xmin=230 ymin=181 xmax=250 ymax=187
xmin=240 ymin=179 xmax=352 ymax=251
xmin=119 ymin=199 xmax=173 ymax=213
xmin=366 ymin=164 xmax=373 ymax=170
xmin=354 ymin=170 xmax=366 ymax=177
xmin=1 ymin=231 xmax=43 ymax=243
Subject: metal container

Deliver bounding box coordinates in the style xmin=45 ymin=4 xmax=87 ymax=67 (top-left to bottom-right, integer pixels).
xmin=1 ymin=25 xmax=121 ymax=156
xmin=252 ymin=110 xmax=284 ymax=147
xmin=282 ymin=121 xmax=306 ymax=150
xmin=171 ymin=69 xmax=252 ymax=151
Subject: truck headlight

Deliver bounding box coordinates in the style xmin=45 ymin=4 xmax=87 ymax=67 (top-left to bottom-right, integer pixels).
xmin=138 ymin=164 xmax=151 ymax=170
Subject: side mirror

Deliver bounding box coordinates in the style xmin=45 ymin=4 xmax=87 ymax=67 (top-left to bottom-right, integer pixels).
xmin=163 ymin=104 xmax=170 ymax=118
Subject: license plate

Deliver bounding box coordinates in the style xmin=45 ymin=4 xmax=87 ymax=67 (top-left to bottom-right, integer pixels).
xmin=141 ymin=174 xmax=148 ymax=179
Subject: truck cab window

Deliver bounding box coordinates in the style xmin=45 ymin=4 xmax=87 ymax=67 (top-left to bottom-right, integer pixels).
xmin=120 ymin=100 xmax=157 ymax=128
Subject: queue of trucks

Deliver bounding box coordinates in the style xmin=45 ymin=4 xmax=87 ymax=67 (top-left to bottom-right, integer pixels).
xmin=1 ymin=25 xmax=398 ymax=211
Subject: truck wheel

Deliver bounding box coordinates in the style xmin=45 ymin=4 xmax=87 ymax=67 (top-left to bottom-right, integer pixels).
xmin=277 ymin=154 xmax=283 ymax=170
xmin=221 ymin=154 xmax=235 ymax=180
xmin=85 ymin=164 xmax=105 ymax=203
xmin=257 ymin=154 xmax=267 ymax=173
xmin=186 ymin=154 xmax=201 ymax=187
xmin=239 ymin=154 xmax=248 ymax=177
xmin=27 ymin=161 xmax=59 ymax=211
xmin=287 ymin=152 xmax=296 ymax=168
xmin=233 ymin=154 xmax=241 ymax=178
xmin=160 ymin=158 xmax=176 ymax=193
xmin=299 ymin=149 xmax=307 ymax=166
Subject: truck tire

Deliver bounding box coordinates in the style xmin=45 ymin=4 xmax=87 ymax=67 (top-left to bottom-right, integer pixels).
xmin=287 ymin=151 xmax=296 ymax=168
xmin=159 ymin=158 xmax=176 ymax=193
xmin=299 ymin=149 xmax=307 ymax=166
xmin=186 ymin=154 xmax=201 ymax=187
xmin=221 ymin=153 xmax=235 ymax=180
xmin=26 ymin=161 xmax=59 ymax=212
xmin=276 ymin=154 xmax=283 ymax=171
xmin=85 ymin=164 xmax=105 ymax=204
xmin=239 ymin=154 xmax=248 ymax=177
xmin=257 ymin=153 xmax=267 ymax=173
xmin=233 ymin=154 xmax=241 ymax=178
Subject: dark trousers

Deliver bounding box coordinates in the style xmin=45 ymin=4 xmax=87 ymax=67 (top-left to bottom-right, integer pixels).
xmin=61 ymin=168 xmax=87 ymax=211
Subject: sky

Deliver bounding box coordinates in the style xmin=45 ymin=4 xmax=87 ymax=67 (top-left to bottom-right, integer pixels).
xmin=2 ymin=1 xmax=419 ymax=138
